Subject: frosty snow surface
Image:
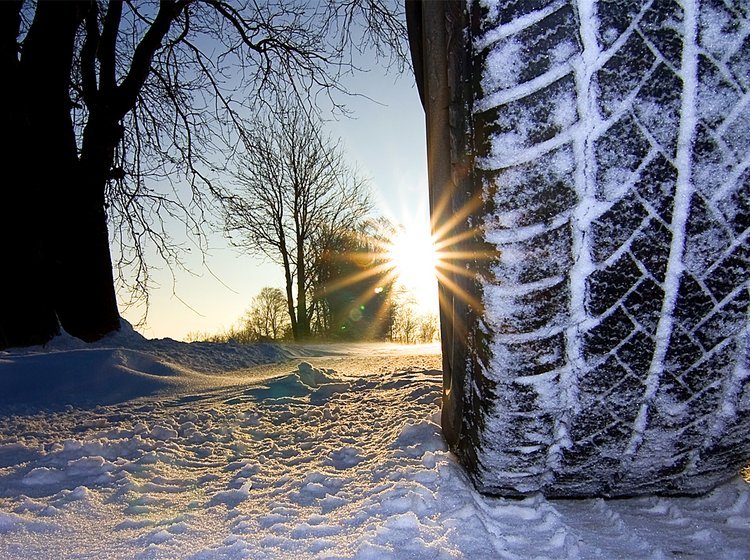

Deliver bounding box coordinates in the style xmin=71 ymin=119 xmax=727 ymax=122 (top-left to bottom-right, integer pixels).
xmin=0 ymin=324 xmax=749 ymax=558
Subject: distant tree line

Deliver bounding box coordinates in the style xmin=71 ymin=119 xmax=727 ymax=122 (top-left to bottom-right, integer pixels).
xmin=193 ymin=216 xmax=402 ymax=343
xmin=186 ymin=287 xmax=290 ymax=344
xmin=390 ymin=303 xmax=439 ymax=344
xmin=187 ymin=283 xmax=439 ymax=345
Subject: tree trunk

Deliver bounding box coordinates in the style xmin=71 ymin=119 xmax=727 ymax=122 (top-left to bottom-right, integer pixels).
xmin=296 ymin=242 xmax=310 ymax=339
xmin=0 ymin=2 xmax=93 ymax=348
xmin=0 ymin=2 xmax=123 ymax=348
xmin=281 ymin=252 xmax=298 ymax=340
xmin=0 ymin=2 xmax=61 ymax=348
xmin=54 ymin=109 xmax=123 ymax=342
xmin=0 ymin=1 xmax=187 ymax=348
xmin=29 ymin=2 xmax=120 ymax=344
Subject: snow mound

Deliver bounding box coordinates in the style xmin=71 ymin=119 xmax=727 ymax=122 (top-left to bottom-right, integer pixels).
xmin=296 ymin=361 xmax=337 ymax=387
xmin=0 ymin=348 xmax=191 ymax=408
xmin=0 ymin=321 xmax=334 ymax=410
xmin=244 ymin=362 xmax=350 ymax=404
xmin=25 ymin=318 xmax=147 ymax=352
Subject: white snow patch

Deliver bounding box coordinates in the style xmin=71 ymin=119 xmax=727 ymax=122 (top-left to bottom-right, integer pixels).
xmin=22 ymin=467 xmax=67 ymax=486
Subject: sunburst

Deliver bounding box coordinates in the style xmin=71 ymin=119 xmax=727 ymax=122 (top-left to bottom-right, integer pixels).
xmin=386 ymin=224 xmax=440 ymax=312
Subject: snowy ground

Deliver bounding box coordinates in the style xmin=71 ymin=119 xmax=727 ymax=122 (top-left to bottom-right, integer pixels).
xmin=1 ymin=326 xmax=749 ymax=558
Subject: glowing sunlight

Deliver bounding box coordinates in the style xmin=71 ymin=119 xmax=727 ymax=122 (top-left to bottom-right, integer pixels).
xmin=387 ymin=225 xmax=439 ymax=312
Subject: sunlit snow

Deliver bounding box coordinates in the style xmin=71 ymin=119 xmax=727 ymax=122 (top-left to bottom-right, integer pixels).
xmin=0 ymin=324 xmax=748 ymax=558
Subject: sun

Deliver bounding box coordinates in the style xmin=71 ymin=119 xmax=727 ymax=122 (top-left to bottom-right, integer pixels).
xmin=387 ymin=225 xmax=439 ymax=312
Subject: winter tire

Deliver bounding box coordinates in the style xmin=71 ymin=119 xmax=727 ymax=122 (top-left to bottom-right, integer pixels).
xmin=408 ymin=0 xmax=750 ymax=497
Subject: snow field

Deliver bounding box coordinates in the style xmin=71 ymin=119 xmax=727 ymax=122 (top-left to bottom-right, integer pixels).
xmin=0 ymin=338 xmax=749 ymax=558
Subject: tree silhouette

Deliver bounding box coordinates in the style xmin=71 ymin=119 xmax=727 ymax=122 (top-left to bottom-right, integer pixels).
xmin=312 ymin=218 xmax=397 ymax=340
xmin=246 ymin=287 xmax=290 ymax=341
xmin=0 ymin=0 xmax=406 ymax=349
xmin=226 ymin=103 xmax=371 ymax=340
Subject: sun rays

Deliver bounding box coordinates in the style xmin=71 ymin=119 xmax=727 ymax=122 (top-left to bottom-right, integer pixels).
xmin=316 ymin=188 xmax=492 ymax=332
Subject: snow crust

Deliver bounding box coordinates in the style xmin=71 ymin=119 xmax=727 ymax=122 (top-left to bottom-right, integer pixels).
xmin=1 ymin=334 xmax=749 ymax=558
xmin=0 ymin=320 xmax=323 ymax=410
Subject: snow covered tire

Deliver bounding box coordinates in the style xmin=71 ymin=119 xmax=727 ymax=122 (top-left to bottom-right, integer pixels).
xmin=408 ymin=0 xmax=750 ymax=497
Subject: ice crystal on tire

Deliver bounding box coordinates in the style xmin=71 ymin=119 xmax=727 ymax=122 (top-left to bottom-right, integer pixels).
xmin=460 ymin=0 xmax=750 ymax=497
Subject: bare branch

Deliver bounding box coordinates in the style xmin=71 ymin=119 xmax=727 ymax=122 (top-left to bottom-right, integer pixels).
xmin=114 ymin=0 xmax=187 ymax=118
xmin=98 ymin=0 xmax=123 ymax=93
xmin=80 ymin=3 xmax=99 ymax=107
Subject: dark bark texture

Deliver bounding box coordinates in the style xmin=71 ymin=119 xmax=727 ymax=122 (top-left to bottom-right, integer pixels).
xmin=0 ymin=2 xmax=94 ymax=347
xmin=0 ymin=1 xmax=61 ymax=348
xmin=0 ymin=1 xmax=185 ymax=348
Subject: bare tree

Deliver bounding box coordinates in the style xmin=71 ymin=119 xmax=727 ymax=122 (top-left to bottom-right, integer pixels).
xmin=246 ymin=287 xmax=290 ymax=341
xmin=226 ymin=103 xmax=371 ymax=340
xmin=391 ymin=303 xmax=419 ymax=344
xmin=417 ymin=312 xmax=439 ymax=343
xmin=0 ymin=0 xmax=406 ymax=349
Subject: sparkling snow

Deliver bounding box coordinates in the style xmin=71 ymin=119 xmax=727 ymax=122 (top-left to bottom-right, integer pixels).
xmin=0 ymin=327 xmax=748 ymax=558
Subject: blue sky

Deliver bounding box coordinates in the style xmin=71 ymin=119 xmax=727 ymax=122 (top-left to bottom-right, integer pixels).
xmin=121 ymin=67 xmax=430 ymax=340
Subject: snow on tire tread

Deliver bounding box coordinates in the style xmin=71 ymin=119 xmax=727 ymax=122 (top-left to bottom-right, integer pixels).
xmin=470 ymin=0 xmax=750 ymax=496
